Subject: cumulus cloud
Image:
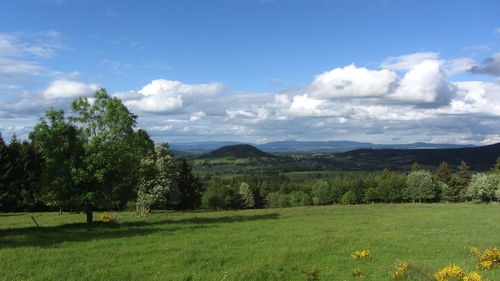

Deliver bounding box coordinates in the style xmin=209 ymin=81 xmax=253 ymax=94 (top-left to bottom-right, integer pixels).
xmin=469 ymin=53 xmax=500 ymax=76
xmin=307 ymin=54 xmax=457 ymax=107
xmin=43 ymin=80 xmax=99 ymax=99
xmin=388 ymin=59 xmax=456 ymax=106
xmin=309 ymin=64 xmax=399 ymax=99
xmin=122 ymin=79 xmax=225 ymax=113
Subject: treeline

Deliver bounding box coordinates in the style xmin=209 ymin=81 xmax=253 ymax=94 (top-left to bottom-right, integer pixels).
xmin=200 ymin=161 xmax=500 ymax=210
xmin=0 ymin=89 xmax=203 ymax=223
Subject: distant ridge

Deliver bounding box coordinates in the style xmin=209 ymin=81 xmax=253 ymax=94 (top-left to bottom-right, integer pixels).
xmin=336 ymin=143 xmax=500 ymax=170
xmin=196 ymin=144 xmax=276 ymax=159
xmin=170 ymin=140 xmax=476 ymax=154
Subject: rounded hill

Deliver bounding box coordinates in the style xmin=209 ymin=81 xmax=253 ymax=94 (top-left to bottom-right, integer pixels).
xmin=197 ymin=144 xmax=276 ymax=159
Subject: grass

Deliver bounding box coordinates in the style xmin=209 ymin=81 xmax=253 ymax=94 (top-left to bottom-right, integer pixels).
xmin=0 ymin=203 xmax=498 ymax=281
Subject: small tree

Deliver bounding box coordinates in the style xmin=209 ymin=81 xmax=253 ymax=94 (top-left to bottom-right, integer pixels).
xmin=466 ymin=173 xmax=499 ymax=202
xmin=311 ymin=179 xmax=332 ymax=205
xmin=340 ymin=191 xmax=357 ymax=205
xmin=239 ymin=182 xmax=255 ymax=208
xmin=436 ymin=161 xmax=453 ymax=186
xmin=176 ymin=158 xmax=203 ymax=210
xmin=405 ymin=170 xmax=437 ymax=203
xmin=136 ymin=145 xmax=179 ymax=214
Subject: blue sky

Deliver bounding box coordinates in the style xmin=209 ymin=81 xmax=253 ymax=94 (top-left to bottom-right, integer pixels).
xmin=1 ymin=0 xmax=499 ymax=144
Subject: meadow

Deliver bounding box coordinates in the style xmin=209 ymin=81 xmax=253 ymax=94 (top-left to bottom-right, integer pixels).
xmin=0 ymin=203 xmax=498 ymax=281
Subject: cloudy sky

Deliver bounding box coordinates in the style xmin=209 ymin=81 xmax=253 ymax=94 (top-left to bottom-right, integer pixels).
xmin=1 ymin=0 xmax=499 ymax=145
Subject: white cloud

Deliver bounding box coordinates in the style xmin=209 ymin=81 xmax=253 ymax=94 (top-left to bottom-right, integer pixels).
xmin=309 ymin=64 xmax=398 ymax=99
xmin=0 ymin=57 xmax=42 ymax=77
xmin=43 ymin=80 xmax=99 ymax=99
xmin=123 ymin=79 xmax=225 ymax=113
xmin=190 ymin=111 xmax=206 ymax=121
xmin=381 ymin=52 xmax=439 ymax=70
xmin=388 ymin=59 xmax=456 ymax=105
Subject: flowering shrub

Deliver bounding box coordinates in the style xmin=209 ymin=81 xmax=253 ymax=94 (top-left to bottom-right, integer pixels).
xmin=391 ymin=261 xmax=410 ymax=279
xmin=351 ymin=250 xmax=372 ymax=260
xmin=463 ymin=272 xmax=484 ymax=281
xmin=470 ymin=247 xmax=499 ymax=269
xmin=351 ymin=268 xmax=365 ymax=278
xmin=434 ymin=265 xmax=488 ymax=281
xmin=435 ymin=264 xmax=466 ymax=281
xmin=100 ymin=213 xmax=114 ymax=222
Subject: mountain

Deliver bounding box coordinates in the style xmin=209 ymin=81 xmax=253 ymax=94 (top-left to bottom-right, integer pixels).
xmin=196 ymin=144 xmax=277 ymax=159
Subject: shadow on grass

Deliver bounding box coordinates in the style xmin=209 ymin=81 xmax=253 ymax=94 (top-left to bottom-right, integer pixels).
xmin=0 ymin=213 xmax=279 ymax=249
xmin=170 ymin=213 xmax=280 ymax=224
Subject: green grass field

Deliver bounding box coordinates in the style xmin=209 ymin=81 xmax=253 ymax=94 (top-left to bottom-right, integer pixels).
xmin=1 ymin=203 xmax=498 ymax=281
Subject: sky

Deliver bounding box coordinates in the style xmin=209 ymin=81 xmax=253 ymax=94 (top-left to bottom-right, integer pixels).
xmin=1 ymin=0 xmax=499 ymax=145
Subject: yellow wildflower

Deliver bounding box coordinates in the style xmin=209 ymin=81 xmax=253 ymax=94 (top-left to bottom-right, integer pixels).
xmin=391 ymin=262 xmax=410 ymax=279
xmin=351 ymin=250 xmax=372 ymax=260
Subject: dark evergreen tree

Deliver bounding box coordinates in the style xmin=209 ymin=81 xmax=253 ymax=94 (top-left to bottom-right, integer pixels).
xmin=175 ymin=158 xmax=203 ymax=210
xmin=454 ymin=161 xmax=471 ymax=200
xmin=436 ymin=161 xmax=453 ymax=186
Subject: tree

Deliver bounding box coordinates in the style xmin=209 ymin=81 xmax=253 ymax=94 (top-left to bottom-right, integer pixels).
xmin=311 ymin=179 xmax=332 ymax=205
xmin=363 ymin=187 xmax=379 ymax=203
xmin=340 ymin=190 xmax=357 ymax=205
xmin=453 ymin=161 xmax=471 ymax=200
xmin=491 ymin=157 xmax=500 ymax=174
xmin=201 ymin=178 xmax=238 ymax=210
xmin=176 ymin=158 xmax=203 ymax=210
xmin=136 ymin=145 xmax=179 ymax=214
xmin=405 ymin=170 xmax=437 ymax=203
xmin=31 ymin=89 xmax=149 ymax=223
xmin=0 ymin=133 xmax=10 ymax=211
xmin=466 ymin=173 xmax=499 ymax=202
xmin=238 ymin=182 xmax=255 ymax=208
xmin=436 ymin=161 xmax=453 ymax=186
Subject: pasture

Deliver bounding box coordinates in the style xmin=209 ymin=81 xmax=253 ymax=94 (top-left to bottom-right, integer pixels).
xmin=0 ymin=203 xmax=498 ymax=281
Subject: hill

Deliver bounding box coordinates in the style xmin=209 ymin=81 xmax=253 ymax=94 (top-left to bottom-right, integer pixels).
xmin=330 ymin=143 xmax=500 ymax=171
xmin=196 ymin=144 xmax=277 ymax=159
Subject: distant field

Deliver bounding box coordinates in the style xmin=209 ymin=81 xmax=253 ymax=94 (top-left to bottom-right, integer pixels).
xmin=1 ymin=203 xmax=498 ymax=281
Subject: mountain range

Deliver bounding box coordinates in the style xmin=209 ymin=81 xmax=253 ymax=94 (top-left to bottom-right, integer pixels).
xmin=170 ymin=140 xmax=476 ymax=154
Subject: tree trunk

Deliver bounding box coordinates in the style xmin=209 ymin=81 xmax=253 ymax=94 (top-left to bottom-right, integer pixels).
xmin=86 ymin=211 xmax=93 ymax=224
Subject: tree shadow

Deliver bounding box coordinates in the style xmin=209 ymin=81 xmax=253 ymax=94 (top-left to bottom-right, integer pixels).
xmin=0 ymin=212 xmax=279 ymax=249
xmin=170 ymin=213 xmax=280 ymax=224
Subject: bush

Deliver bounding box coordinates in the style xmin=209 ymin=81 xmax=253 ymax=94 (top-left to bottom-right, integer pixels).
xmin=288 ymin=191 xmax=312 ymax=207
xmin=265 ymin=192 xmax=289 ymax=208
xmin=341 ymin=191 xmax=357 ymax=205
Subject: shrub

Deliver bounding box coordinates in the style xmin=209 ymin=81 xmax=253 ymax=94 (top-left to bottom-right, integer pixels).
xmin=434 ymin=264 xmax=466 ymax=281
xmin=471 ymin=247 xmax=500 ymax=269
xmin=341 ymin=191 xmax=357 ymax=205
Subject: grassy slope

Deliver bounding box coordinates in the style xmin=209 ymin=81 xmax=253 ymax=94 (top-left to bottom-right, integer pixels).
xmin=0 ymin=204 xmax=498 ymax=281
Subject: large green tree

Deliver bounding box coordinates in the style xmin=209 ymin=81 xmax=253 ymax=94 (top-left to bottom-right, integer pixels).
xmin=32 ymin=89 xmax=150 ymax=223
